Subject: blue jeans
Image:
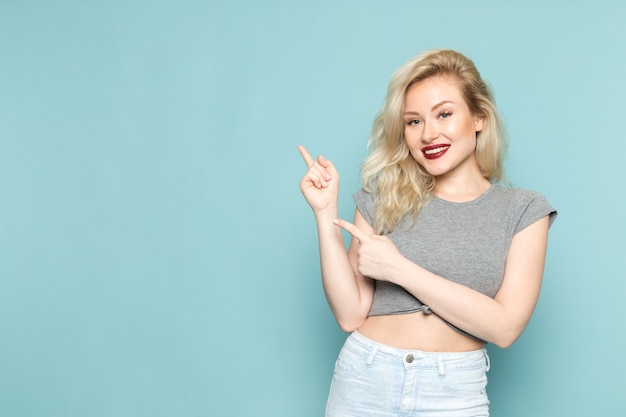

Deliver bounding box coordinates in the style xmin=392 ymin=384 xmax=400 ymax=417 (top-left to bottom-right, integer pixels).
xmin=326 ymin=331 xmax=490 ymax=417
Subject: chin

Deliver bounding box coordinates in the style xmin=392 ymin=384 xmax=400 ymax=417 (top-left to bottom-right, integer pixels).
xmin=421 ymin=165 xmax=450 ymax=177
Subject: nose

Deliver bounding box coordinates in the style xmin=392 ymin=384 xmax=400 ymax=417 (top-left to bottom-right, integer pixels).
xmin=421 ymin=121 xmax=438 ymax=143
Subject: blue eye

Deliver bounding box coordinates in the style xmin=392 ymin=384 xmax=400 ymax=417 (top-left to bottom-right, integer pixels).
xmin=407 ymin=119 xmax=421 ymax=126
xmin=439 ymin=111 xmax=452 ymax=119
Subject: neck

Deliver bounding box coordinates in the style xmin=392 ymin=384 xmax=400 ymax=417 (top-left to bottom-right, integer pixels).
xmin=433 ymin=171 xmax=491 ymax=202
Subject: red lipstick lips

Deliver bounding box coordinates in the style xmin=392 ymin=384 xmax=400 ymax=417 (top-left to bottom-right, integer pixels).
xmin=422 ymin=144 xmax=450 ymax=160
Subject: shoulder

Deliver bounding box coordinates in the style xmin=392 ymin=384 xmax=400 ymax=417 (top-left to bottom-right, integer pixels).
xmin=489 ymin=184 xmax=558 ymax=232
xmin=489 ymin=184 xmax=551 ymax=206
xmin=352 ymin=188 xmax=377 ymax=211
xmin=489 ymin=183 xmax=537 ymax=198
xmin=352 ymin=188 xmax=377 ymax=226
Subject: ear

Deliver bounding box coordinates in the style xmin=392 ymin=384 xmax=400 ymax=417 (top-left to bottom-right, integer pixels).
xmin=474 ymin=115 xmax=485 ymax=133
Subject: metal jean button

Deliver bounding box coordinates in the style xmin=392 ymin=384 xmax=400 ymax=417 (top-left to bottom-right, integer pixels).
xmin=405 ymin=353 xmax=414 ymax=363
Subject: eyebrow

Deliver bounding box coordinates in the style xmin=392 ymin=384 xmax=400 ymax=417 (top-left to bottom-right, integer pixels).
xmin=404 ymin=100 xmax=455 ymax=116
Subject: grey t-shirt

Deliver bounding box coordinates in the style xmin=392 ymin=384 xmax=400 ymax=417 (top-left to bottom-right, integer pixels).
xmin=353 ymin=184 xmax=557 ymax=339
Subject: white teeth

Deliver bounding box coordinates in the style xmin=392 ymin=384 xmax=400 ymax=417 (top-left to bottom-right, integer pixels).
xmin=424 ymin=146 xmax=448 ymax=155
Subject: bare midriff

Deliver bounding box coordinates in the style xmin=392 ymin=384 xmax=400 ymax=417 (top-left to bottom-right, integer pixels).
xmin=357 ymin=311 xmax=485 ymax=352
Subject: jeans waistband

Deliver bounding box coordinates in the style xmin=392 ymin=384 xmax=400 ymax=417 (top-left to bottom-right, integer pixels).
xmin=347 ymin=331 xmax=490 ymax=371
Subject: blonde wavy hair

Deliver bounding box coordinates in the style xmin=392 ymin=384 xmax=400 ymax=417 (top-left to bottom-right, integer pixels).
xmin=361 ymin=49 xmax=507 ymax=234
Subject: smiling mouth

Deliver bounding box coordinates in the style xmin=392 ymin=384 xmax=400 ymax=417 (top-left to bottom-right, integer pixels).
xmin=422 ymin=145 xmax=450 ymax=160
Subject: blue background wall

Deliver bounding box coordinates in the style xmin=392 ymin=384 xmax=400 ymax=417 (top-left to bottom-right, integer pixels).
xmin=1 ymin=1 xmax=624 ymax=416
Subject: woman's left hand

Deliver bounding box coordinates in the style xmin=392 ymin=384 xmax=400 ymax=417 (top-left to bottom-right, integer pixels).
xmin=333 ymin=218 xmax=404 ymax=283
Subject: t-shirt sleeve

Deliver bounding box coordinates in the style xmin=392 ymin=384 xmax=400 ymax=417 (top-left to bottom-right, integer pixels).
xmin=352 ymin=189 xmax=376 ymax=227
xmin=513 ymin=189 xmax=558 ymax=235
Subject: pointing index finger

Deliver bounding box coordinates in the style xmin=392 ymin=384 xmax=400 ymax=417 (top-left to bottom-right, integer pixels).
xmin=297 ymin=145 xmax=315 ymax=168
xmin=333 ymin=218 xmax=369 ymax=242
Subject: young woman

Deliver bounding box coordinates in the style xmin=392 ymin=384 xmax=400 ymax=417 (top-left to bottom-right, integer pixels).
xmin=298 ymin=49 xmax=557 ymax=416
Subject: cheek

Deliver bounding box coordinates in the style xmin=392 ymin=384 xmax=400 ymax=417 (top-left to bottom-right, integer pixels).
xmin=403 ymin=131 xmax=418 ymax=150
xmin=408 ymin=149 xmax=427 ymax=168
xmin=462 ymin=135 xmax=479 ymax=157
xmin=449 ymin=123 xmax=478 ymax=147
xmin=403 ymin=126 xmax=413 ymax=142
xmin=404 ymin=133 xmax=422 ymax=154
xmin=404 ymin=124 xmax=425 ymax=141
xmin=444 ymin=122 xmax=463 ymax=137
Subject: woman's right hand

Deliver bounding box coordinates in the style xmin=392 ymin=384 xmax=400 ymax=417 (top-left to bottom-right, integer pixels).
xmin=298 ymin=145 xmax=340 ymax=215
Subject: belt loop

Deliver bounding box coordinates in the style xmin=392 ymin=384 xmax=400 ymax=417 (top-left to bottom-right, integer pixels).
xmin=437 ymin=354 xmax=445 ymax=376
xmin=367 ymin=345 xmax=379 ymax=366
xmin=484 ymin=349 xmax=491 ymax=372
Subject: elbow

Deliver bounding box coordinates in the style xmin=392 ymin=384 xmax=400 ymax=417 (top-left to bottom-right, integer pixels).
xmin=492 ymin=327 xmax=524 ymax=349
xmin=336 ymin=315 xmax=367 ymax=333
xmin=338 ymin=322 xmax=359 ymax=333
xmin=493 ymin=337 xmax=516 ymax=349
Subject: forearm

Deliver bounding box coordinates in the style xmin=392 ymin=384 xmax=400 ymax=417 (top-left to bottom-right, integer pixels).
xmin=393 ymin=260 xmax=517 ymax=346
xmin=314 ymin=208 xmax=372 ymax=331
